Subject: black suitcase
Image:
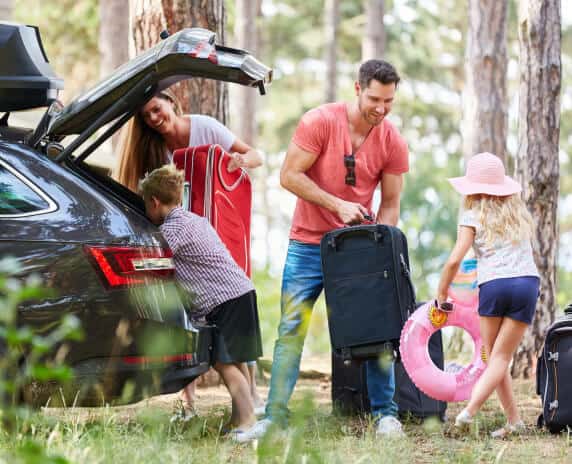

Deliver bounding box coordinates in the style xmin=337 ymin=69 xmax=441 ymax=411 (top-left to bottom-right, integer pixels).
xmin=331 ymin=350 xmax=370 ymax=416
xmin=331 ymin=331 xmax=447 ymax=420
xmin=321 ymin=224 xmax=416 ymax=359
xmin=537 ymin=304 xmax=572 ymax=433
xmin=394 ymin=331 xmax=447 ymax=420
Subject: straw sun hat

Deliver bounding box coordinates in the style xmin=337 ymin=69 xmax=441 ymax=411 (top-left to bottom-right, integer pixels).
xmin=448 ymin=152 xmax=521 ymax=196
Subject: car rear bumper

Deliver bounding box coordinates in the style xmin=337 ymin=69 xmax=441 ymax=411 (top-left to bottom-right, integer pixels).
xmin=24 ymin=325 xmax=213 ymax=407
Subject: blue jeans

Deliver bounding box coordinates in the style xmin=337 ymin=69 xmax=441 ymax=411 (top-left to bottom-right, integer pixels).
xmin=266 ymin=240 xmax=397 ymax=424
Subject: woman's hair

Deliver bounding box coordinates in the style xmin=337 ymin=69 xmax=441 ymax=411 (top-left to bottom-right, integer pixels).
xmin=464 ymin=194 xmax=535 ymax=244
xmin=114 ymin=89 xmax=182 ymax=192
xmin=138 ymin=163 xmax=184 ymax=205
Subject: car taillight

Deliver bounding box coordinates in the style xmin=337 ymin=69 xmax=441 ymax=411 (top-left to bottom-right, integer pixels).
xmin=85 ymin=245 xmax=175 ymax=289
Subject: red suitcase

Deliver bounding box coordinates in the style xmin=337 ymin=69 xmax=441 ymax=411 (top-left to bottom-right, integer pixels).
xmin=172 ymin=144 xmax=252 ymax=276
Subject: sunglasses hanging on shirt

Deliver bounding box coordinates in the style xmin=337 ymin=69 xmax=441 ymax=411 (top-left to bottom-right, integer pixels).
xmin=344 ymin=153 xmax=356 ymax=186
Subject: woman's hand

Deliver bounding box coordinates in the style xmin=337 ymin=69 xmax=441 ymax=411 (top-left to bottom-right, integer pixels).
xmin=227 ymin=152 xmax=247 ymax=172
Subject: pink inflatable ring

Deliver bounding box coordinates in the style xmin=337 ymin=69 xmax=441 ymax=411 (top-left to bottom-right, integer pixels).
xmin=399 ymin=293 xmax=486 ymax=402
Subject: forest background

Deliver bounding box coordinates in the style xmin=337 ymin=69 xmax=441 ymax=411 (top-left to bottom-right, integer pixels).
xmin=3 ymin=0 xmax=571 ymax=370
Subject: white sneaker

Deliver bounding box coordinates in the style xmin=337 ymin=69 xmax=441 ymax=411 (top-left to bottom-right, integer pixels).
xmin=490 ymin=420 xmax=526 ymax=439
xmin=254 ymin=402 xmax=266 ymax=416
xmin=230 ymin=418 xmax=274 ymax=443
xmin=376 ymin=416 xmax=405 ymax=437
xmin=454 ymin=409 xmax=473 ymax=427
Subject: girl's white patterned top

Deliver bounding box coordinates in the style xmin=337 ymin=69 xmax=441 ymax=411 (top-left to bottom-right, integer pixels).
xmin=459 ymin=209 xmax=539 ymax=285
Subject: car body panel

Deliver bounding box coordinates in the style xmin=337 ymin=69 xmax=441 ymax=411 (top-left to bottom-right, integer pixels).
xmin=0 ymin=142 xmax=213 ymax=405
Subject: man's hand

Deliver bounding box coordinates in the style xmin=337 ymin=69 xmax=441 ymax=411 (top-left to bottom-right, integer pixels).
xmin=336 ymin=199 xmax=369 ymax=225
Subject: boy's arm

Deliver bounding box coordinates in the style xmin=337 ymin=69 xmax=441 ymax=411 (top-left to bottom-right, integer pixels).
xmin=436 ymin=226 xmax=475 ymax=303
xmin=160 ymin=225 xmax=182 ymax=255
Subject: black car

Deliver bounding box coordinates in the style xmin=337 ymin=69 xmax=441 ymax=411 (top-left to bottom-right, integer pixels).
xmin=0 ymin=23 xmax=271 ymax=406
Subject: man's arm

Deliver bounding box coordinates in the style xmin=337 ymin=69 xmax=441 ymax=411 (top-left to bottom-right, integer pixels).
xmin=280 ymin=141 xmax=369 ymax=224
xmin=376 ymin=173 xmax=403 ymax=226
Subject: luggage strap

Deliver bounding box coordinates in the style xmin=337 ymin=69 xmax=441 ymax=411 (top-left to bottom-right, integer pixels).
xmin=399 ymin=252 xmax=417 ymax=316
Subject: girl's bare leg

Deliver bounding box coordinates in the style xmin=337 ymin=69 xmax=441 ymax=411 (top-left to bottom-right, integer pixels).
xmin=466 ymin=317 xmax=528 ymax=416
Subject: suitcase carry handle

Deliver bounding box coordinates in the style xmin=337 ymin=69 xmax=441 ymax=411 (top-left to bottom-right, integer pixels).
xmin=327 ymin=225 xmax=384 ymax=249
xmin=217 ymin=146 xmax=247 ymax=191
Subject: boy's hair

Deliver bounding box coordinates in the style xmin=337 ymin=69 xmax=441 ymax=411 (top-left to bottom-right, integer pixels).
xmin=138 ymin=163 xmax=184 ymax=205
xmin=464 ymin=194 xmax=535 ymax=244
xmin=358 ymin=60 xmax=400 ymax=88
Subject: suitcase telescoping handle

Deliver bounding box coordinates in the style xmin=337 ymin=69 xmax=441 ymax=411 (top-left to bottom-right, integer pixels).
xmin=327 ymin=224 xmax=384 ymax=250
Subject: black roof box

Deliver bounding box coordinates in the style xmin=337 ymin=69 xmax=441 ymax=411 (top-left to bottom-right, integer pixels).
xmin=0 ymin=22 xmax=63 ymax=111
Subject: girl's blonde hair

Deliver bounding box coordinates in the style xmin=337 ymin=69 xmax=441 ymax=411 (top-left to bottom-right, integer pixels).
xmin=114 ymin=89 xmax=182 ymax=192
xmin=464 ymin=194 xmax=535 ymax=244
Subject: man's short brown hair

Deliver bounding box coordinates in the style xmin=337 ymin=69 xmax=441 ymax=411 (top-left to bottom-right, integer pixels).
xmin=138 ymin=163 xmax=184 ymax=205
xmin=358 ymin=59 xmax=400 ymax=88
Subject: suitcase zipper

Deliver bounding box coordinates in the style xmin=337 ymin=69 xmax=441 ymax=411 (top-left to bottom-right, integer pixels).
xmin=389 ymin=227 xmax=416 ymax=321
xmin=388 ymin=227 xmax=405 ymax=324
xmin=389 ymin=227 xmax=415 ymax=323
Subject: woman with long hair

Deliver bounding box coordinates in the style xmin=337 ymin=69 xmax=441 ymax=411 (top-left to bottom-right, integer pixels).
xmin=115 ymin=88 xmax=262 ymax=192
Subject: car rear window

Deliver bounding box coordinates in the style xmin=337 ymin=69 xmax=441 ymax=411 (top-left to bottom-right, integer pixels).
xmin=0 ymin=163 xmax=52 ymax=216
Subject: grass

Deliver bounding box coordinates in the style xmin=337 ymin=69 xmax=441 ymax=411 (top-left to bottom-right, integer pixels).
xmin=1 ymin=377 xmax=570 ymax=463
xmin=1 ymin=273 xmax=568 ymax=462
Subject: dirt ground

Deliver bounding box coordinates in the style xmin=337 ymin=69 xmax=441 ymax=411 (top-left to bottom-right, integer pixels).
xmin=42 ymin=356 xmax=332 ymax=422
xmin=42 ymin=354 xmax=544 ymax=428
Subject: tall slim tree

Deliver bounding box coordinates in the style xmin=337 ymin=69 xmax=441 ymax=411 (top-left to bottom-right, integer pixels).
xmin=234 ymin=0 xmax=274 ymax=270
xmin=512 ymin=0 xmax=561 ymax=378
xmin=99 ymin=0 xmax=130 ymax=77
xmin=233 ymin=0 xmax=259 ymax=145
xmin=100 ymin=0 xmax=130 ymax=149
xmin=0 ymin=0 xmax=12 ymax=20
xmin=131 ymin=0 xmax=228 ymax=122
xmin=324 ymin=0 xmax=339 ymax=102
xmin=461 ymin=0 xmax=508 ymax=163
xmin=362 ymin=0 xmax=385 ymax=60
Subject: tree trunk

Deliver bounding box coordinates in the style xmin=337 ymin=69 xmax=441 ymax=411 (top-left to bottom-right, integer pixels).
xmin=0 ymin=0 xmax=12 ymax=20
xmin=362 ymin=0 xmax=385 ymax=60
xmin=233 ymin=0 xmax=259 ymax=145
xmin=233 ymin=0 xmax=273 ymax=269
xmin=461 ymin=0 xmax=508 ymax=163
xmin=131 ymin=0 xmax=166 ymax=51
xmin=324 ymin=0 xmax=339 ymax=102
xmin=131 ymin=0 xmax=228 ymax=122
xmin=100 ymin=0 xmax=130 ymax=150
xmin=512 ymin=0 xmax=561 ymax=379
xmin=99 ymin=0 xmax=130 ymax=77
xmin=131 ymin=0 xmax=228 ymax=388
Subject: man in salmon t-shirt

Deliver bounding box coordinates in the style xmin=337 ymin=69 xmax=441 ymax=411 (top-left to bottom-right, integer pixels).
xmin=251 ymin=60 xmax=409 ymax=439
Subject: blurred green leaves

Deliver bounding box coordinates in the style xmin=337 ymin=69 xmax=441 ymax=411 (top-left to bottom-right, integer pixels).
xmin=0 ymin=257 xmax=83 ymax=412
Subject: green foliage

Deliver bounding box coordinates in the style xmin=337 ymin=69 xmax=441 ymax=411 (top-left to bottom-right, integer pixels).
xmin=13 ymin=0 xmax=100 ymax=102
xmin=0 ymin=258 xmax=83 ymax=410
